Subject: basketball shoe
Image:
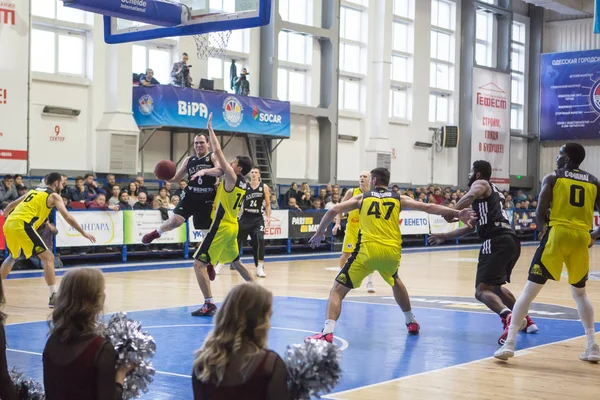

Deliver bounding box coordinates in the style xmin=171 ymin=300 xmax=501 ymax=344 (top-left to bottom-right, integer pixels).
xmin=305 ymin=332 xmax=334 ymax=343
xmin=191 ymin=302 xmax=217 ymax=317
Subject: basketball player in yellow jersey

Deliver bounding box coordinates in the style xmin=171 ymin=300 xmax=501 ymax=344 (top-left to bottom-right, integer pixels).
xmin=0 ymin=173 xmax=96 ymax=307
xmin=496 ymin=143 xmax=600 ymax=362
xmin=306 ymin=168 xmax=475 ymax=342
xmin=332 ymin=171 xmax=376 ymax=293
xmin=188 ymin=113 xmax=255 ymax=317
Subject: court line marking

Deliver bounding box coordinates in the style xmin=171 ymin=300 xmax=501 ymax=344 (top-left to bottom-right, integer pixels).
xmin=4 ymin=241 xmax=540 ymax=281
xmin=143 ymin=324 xmax=350 ymax=351
xmin=321 ymin=333 xmax=593 ymax=399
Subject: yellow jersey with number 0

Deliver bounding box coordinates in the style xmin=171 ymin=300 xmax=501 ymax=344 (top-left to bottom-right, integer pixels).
xmin=549 ymin=168 xmax=598 ymax=232
xmin=358 ymin=188 xmax=402 ymax=247
xmin=7 ymin=188 xmax=54 ymax=229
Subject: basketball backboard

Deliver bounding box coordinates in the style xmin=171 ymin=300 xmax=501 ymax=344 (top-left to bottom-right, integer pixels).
xmin=62 ymin=0 xmax=271 ymax=44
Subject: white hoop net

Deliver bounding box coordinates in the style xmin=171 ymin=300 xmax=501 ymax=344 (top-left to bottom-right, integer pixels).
xmin=193 ymin=31 xmax=232 ymax=59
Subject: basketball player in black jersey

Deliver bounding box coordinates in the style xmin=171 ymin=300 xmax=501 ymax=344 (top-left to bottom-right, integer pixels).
xmin=142 ymin=133 xmax=221 ymax=244
xmin=216 ymin=167 xmax=271 ymax=277
xmin=428 ymin=160 xmax=537 ymax=344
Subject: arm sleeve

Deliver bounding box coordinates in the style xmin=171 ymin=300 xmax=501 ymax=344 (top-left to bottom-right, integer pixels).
xmin=0 ymin=324 xmax=18 ymax=400
xmin=266 ymin=354 xmax=291 ymax=400
xmin=95 ymin=341 xmax=124 ymax=400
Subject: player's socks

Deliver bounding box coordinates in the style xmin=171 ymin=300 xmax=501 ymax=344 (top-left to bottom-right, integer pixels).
xmin=403 ymin=311 xmax=416 ymax=324
xmin=157 ymin=228 xmax=163 ymax=236
xmin=256 ymin=263 xmax=266 ymax=278
xmin=323 ymin=319 xmax=336 ymax=334
xmin=48 ymin=285 xmax=57 ymax=296
xmin=205 ymin=297 xmax=214 ymax=303
xmin=404 ymin=311 xmax=420 ymax=334
xmin=499 ymin=308 xmax=511 ymax=318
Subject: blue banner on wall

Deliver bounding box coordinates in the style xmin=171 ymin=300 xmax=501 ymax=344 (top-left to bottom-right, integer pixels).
xmin=540 ymin=50 xmax=600 ymax=141
xmin=132 ymin=86 xmax=291 ymax=138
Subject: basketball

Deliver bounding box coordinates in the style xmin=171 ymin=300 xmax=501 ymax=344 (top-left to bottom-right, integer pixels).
xmin=154 ymin=160 xmax=176 ymax=181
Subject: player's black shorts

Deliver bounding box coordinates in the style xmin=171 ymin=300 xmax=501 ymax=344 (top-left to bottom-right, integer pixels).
xmin=173 ymin=191 xmax=214 ymax=230
xmin=237 ymin=215 xmax=264 ymax=241
xmin=476 ymin=233 xmax=521 ymax=287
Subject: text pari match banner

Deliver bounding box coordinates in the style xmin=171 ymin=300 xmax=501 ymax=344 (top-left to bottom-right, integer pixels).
xmin=471 ymin=67 xmax=511 ymax=191
xmin=540 ymin=50 xmax=600 ymax=141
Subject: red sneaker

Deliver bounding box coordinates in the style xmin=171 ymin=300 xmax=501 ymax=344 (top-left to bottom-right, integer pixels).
xmin=407 ymin=321 xmax=420 ymax=335
xmin=191 ymin=302 xmax=217 ymax=317
xmin=142 ymin=230 xmax=160 ymax=245
xmin=521 ymin=315 xmax=539 ymax=334
xmin=206 ymin=263 xmax=216 ymax=281
xmin=305 ymin=332 xmax=333 ymax=343
xmin=498 ymin=312 xmax=512 ymax=345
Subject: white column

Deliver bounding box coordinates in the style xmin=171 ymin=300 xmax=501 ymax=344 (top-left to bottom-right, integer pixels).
xmin=363 ymin=0 xmax=393 ymax=171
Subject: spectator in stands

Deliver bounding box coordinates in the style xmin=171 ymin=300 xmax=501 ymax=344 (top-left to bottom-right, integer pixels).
xmin=175 ymin=180 xmax=187 ymax=197
xmin=324 ymin=184 xmax=333 ymax=201
xmin=140 ymin=68 xmax=160 ymax=86
xmin=13 ymin=174 xmax=23 ymax=187
xmin=0 ymin=175 xmax=17 ymax=209
xmin=417 ymin=193 xmax=427 ymax=202
xmin=392 ymin=185 xmax=400 ymax=194
xmin=427 ymin=194 xmax=436 ymax=204
xmin=427 ymin=185 xmax=434 ymax=194
xmin=404 ymin=190 xmax=415 ymax=199
xmin=309 ymin=197 xmax=322 ymax=210
xmin=317 ymin=188 xmax=327 ymax=208
xmin=103 ymin=174 xmax=116 ymax=193
xmin=69 ymin=176 xmax=88 ymax=203
xmin=108 ymin=185 xmax=121 ymax=205
xmin=118 ymin=191 xmax=132 ymax=210
xmin=285 ymin=183 xmax=298 ymax=204
xmin=191 ymin=283 xmax=290 ymax=400
xmin=171 ymin=53 xmax=192 ymax=88
xmin=414 ymin=187 xmax=422 ymax=197
xmin=135 ymin=176 xmax=148 ymax=195
xmin=505 ymin=194 xmax=514 ymax=209
xmin=127 ymin=182 xmax=139 ymax=206
xmin=296 ymin=183 xmax=312 ymax=210
xmin=61 ymin=194 xmax=72 ymax=211
xmin=133 ymin=192 xmax=152 ymax=210
xmin=43 ymin=269 xmax=136 ymax=399
xmin=84 ymin=174 xmax=105 ymax=200
xmin=529 ymin=200 xmax=537 ymax=210
xmin=16 ymin=185 xmax=27 ymax=197
xmin=270 ymin=193 xmax=279 ymax=210
xmin=87 ymin=194 xmax=119 ymax=211
xmin=432 ymin=188 xmax=444 ymax=205
xmin=287 ymin=197 xmax=302 ymax=211
xmin=155 ymin=187 xmax=170 ymax=208
xmin=515 ymin=190 xmax=527 ymax=202
xmin=325 ymin=192 xmax=340 ymax=209
xmin=163 ymin=181 xmax=173 ymax=196
xmin=169 ymin=195 xmax=179 ymax=209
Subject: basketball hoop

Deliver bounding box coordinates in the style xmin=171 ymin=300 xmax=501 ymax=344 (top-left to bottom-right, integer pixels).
xmin=193 ymin=31 xmax=231 ymax=59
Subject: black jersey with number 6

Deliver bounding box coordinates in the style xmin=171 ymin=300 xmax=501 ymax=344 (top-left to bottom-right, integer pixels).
xmin=472 ymin=182 xmax=513 ymax=240
xmin=186 ymin=152 xmax=216 ymax=195
xmin=240 ymin=181 xmax=266 ymax=221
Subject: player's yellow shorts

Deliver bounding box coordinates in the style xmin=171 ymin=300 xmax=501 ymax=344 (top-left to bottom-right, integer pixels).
xmin=342 ymin=225 xmax=359 ymax=253
xmin=193 ymin=221 xmax=239 ymax=264
xmin=3 ymin=219 xmax=48 ymax=260
xmin=529 ymin=225 xmax=591 ymax=286
xmin=336 ymin=241 xmax=401 ymax=289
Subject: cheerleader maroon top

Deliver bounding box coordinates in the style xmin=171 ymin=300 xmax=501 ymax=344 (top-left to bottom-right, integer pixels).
xmin=192 ymin=349 xmax=291 ymax=400
xmin=43 ymin=333 xmax=124 ymax=400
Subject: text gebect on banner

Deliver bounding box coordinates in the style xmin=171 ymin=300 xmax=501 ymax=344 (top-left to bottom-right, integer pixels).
xmin=471 ymin=67 xmax=511 ymax=191
xmin=124 ymin=210 xmax=186 ymax=244
xmin=56 ymin=211 xmax=124 ymax=247
xmin=132 ymin=86 xmax=291 ymax=137
xmin=0 ymin=0 xmax=29 ymax=173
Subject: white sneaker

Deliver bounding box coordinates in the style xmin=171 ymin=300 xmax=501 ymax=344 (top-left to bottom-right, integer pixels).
xmin=214 ymin=262 xmax=223 ymax=275
xmin=580 ymin=343 xmax=600 ymax=363
xmin=256 ymin=265 xmax=266 ymax=278
xmin=366 ymin=282 xmax=376 ymax=293
xmin=494 ymin=340 xmax=515 ymax=360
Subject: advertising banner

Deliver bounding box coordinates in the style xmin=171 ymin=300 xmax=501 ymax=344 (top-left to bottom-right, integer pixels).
xmin=188 ymin=227 xmax=205 ymax=243
xmin=56 ymin=211 xmax=124 ymax=247
xmin=513 ymin=210 xmax=537 ymax=232
xmin=132 ymin=86 xmax=291 ymax=137
xmin=540 ymin=50 xmax=600 ymax=141
xmin=471 ymin=67 xmax=511 ymax=190
xmin=399 ymin=210 xmax=430 ymax=235
xmin=124 ymin=210 xmax=186 ymax=244
xmin=265 ymin=210 xmax=288 ymax=239
xmin=0 ymin=0 xmax=29 ymax=173
xmin=428 ymin=214 xmax=460 ymax=234
xmin=288 ymin=210 xmax=326 ymax=239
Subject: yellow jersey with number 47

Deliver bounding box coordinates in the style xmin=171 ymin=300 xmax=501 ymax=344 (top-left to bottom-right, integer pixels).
xmin=359 ymin=188 xmax=402 ymax=247
xmin=549 ymin=168 xmax=598 ymax=232
xmin=211 ymin=176 xmax=248 ymax=226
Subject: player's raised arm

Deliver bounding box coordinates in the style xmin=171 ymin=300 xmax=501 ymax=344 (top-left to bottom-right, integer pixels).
xmin=454 ymin=180 xmax=489 ymax=210
xmin=165 ymin=156 xmax=190 ymax=183
xmin=206 ymin=112 xmax=236 ymax=190
xmin=49 ymin=193 xmax=96 ymax=243
xmin=309 ymin=194 xmax=363 ymax=248
xmin=536 ymin=173 xmax=556 ymax=236
xmin=400 ymin=195 xmax=476 ymax=227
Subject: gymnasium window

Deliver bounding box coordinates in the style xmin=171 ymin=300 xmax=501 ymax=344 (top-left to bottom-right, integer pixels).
xmin=279 ymin=31 xmax=311 ymax=65
xmin=132 ymin=43 xmax=175 ymax=86
xmin=277 ymin=68 xmax=308 ymax=105
xmin=278 ymin=0 xmax=310 ymax=26
xmin=339 ymin=78 xmax=361 ymax=112
xmin=511 ymin=20 xmax=527 ymax=132
xmin=475 ymin=9 xmax=495 ymax=68
xmin=31 ymin=0 xmax=91 ymax=77
xmin=429 ymin=0 xmax=456 ymax=125
xmin=206 ymin=57 xmax=249 ymax=93
xmin=389 ymin=1 xmax=413 ymax=121
xmin=339 ymin=2 xmax=367 ymax=112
